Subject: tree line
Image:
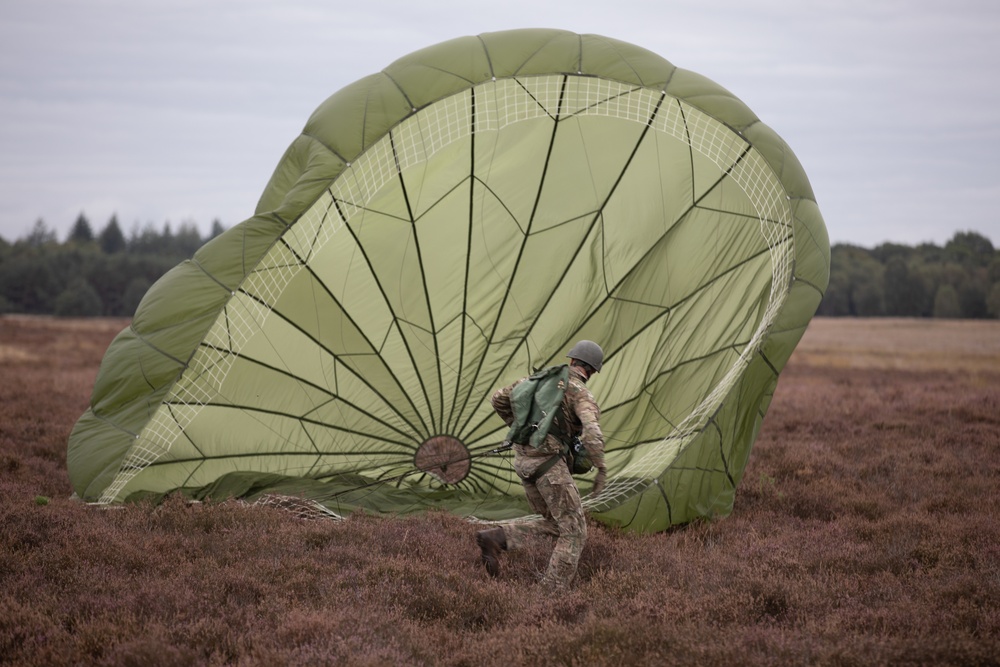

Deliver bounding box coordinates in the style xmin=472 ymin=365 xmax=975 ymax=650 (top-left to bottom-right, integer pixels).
xmin=0 ymin=213 xmax=225 ymax=317
xmin=818 ymin=231 xmax=1000 ymax=319
xmin=1 ymin=214 xmax=997 ymax=319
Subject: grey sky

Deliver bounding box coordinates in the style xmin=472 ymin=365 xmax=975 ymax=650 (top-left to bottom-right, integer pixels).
xmin=1 ymin=0 xmax=997 ymax=248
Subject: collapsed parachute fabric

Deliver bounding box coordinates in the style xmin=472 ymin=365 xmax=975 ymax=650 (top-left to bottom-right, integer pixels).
xmin=68 ymin=29 xmax=829 ymax=532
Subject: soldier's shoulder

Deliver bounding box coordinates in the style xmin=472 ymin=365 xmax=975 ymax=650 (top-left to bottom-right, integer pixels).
xmin=566 ymin=376 xmax=594 ymax=399
xmin=493 ymin=377 xmax=522 ymax=398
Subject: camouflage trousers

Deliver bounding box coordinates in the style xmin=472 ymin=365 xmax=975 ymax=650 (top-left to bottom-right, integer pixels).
xmin=500 ymin=452 xmax=587 ymax=590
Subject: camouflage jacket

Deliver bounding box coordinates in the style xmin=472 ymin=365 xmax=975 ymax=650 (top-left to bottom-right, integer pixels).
xmin=491 ymin=365 xmax=605 ymax=471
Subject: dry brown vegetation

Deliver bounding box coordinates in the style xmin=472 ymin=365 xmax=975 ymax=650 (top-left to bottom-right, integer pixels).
xmin=1 ymin=315 xmax=998 ymax=666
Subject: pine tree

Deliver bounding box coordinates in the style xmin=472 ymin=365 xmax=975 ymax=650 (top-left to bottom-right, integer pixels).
xmin=24 ymin=218 xmax=56 ymax=246
xmin=209 ymin=218 xmax=225 ymax=239
xmin=98 ymin=214 xmax=127 ymax=254
xmin=68 ymin=212 xmax=94 ymax=243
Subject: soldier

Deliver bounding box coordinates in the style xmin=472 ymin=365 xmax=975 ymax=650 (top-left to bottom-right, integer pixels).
xmin=476 ymin=340 xmax=607 ymax=590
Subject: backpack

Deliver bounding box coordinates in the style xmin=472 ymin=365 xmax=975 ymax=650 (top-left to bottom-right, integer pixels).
xmin=504 ymin=365 xmax=595 ymax=478
xmin=505 ymin=365 xmax=570 ymax=448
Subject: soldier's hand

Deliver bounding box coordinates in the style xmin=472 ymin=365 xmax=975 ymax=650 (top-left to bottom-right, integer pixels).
xmin=591 ymin=467 xmax=607 ymax=496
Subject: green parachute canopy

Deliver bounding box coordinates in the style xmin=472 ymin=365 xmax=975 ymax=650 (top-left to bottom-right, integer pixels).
xmin=68 ymin=29 xmax=829 ymax=532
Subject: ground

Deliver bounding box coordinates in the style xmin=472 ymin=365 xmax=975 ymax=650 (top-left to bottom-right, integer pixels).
xmin=1 ymin=315 xmax=997 ymax=666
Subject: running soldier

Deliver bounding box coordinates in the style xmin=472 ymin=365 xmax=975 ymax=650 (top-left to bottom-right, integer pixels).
xmin=476 ymin=340 xmax=607 ymax=590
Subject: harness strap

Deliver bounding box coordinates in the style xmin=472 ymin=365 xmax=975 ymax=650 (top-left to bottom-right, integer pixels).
xmin=521 ymin=451 xmax=565 ymax=484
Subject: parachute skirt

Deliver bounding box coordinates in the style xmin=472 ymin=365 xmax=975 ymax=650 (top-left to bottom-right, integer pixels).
xmin=67 ymin=29 xmax=829 ymax=533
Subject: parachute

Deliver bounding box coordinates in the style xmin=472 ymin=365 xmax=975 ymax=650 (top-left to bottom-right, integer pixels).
xmin=67 ymin=29 xmax=829 ymax=532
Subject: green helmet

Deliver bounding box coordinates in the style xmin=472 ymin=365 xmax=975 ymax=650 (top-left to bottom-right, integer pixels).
xmin=567 ymin=340 xmax=604 ymax=372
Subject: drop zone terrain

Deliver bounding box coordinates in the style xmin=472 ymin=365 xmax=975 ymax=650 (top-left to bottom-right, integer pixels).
xmin=1 ymin=315 xmax=997 ymax=666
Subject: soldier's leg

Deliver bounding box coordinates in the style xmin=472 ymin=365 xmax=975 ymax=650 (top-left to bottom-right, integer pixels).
xmin=535 ymin=463 xmax=587 ymax=589
xmin=501 ymin=456 xmax=562 ymax=550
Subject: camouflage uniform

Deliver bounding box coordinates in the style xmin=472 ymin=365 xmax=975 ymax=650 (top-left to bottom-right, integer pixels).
xmin=490 ymin=364 xmax=605 ymax=589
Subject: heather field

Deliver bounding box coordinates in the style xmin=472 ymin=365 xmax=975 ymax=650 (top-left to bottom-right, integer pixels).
xmin=1 ymin=315 xmax=998 ymax=667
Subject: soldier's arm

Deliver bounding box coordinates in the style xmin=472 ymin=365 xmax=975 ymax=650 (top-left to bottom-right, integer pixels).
xmin=490 ymin=380 xmax=519 ymax=426
xmin=574 ymin=388 xmax=606 ymax=472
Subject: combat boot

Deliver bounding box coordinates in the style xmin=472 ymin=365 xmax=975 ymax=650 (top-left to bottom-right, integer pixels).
xmin=476 ymin=527 xmax=507 ymax=577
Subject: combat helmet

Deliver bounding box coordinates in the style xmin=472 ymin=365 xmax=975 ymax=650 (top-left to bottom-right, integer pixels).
xmin=566 ymin=340 xmax=604 ymax=372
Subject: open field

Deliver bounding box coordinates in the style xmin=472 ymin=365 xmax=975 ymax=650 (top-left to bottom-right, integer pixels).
xmin=1 ymin=315 xmax=998 ymax=666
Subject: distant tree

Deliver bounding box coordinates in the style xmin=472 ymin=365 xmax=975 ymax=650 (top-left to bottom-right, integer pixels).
xmin=67 ymin=212 xmax=94 ymax=244
xmin=909 ymin=262 xmax=934 ymax=316
xmin=817 ymin=270 xmax=850 ymax=315
xmin=0 ymin=236 xmax=12 ymax=312
xmin=871 ymin=242 xmax=913 ymax=265
xmin=915 ymin=242 xmax=944 ymax=263
xmin=824 ymin=245 xmax=884 ymax=316
xmin=85 ymin=255 xmax=123 ymax=315
xmin=98 ymin=215 xmax=127 ymax=254
xmin=128 ymin=222 xmax=162 ymax=255
xmin=121 ymin=276 xmax=152 ymax=315
xmin=161 ymin=221 xmax=173 ymax=249
xmin=884 ymin=257 xmax=910 ymax=316
xmin=958 ymin=282 xmax=987 ymax=319
xmin=209 ymin=218 xmax=225 ymax=239
xmin=853 ymin=281 xmax=885 ymax=317
xmin=917 ymin=261 xmax=964 ymax=313
xmin=54 ymin=279 xmax=103 ymax=317
xmin=988 ymin=257 xmax=1000 ymax=285
xmin=932 ymin=284 xmax=962 ymax=318
xmin=944 ymin=230 xmax=994 ymax=267
xmin=0 ymin=254 xmax=60 ymax=312
xmin=22 ymin=218 xmax=57 ymax=247
xmin=987 ymin=284 xmax=1000 ymax=319
xmin=173 ymin=221 xmax=203 ymax=256
xmin=883 ymin=256 xmax=929 ymax=317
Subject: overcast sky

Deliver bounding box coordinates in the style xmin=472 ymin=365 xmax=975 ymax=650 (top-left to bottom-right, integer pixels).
xmin=1 ymin=0 xmax=997 ymax=248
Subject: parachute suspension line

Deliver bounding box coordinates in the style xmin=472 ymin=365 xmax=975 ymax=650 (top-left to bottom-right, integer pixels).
xmin=458 ymin=81 xmax=795 ymax=510
xmin=760 ymin=350 xmax=780 ymax=378
xmin=707 ymin=414 xmax=736 ymax=489
xmin=301 ymin=427 xmax=323 ymax=478
xmin=459 ymin=81 xmax=669 ymax=440
xmin=454 ymin=74 xmax=568 ymax=438
xmin=464 ymin=75 xmax=612 ymax=438
xmin=276 ymin=440 xmax=513 ymax=508
xmin=652 ymin=478 xmax=673 ymax=526
xmin=171 ymin=408 xmax=207 ymax=491
xmin=447 ymin=84 xmax=478 ymax=434
xmin=97 ymin=174 xmax=365 ymax=502
xmin=595 ymin=112 xmax=796 ymax=508
xmin=389 ymin=130 xmax=442 ymax=435
xmin=583 ymin=244 xmax=777 ymax=377
xmin=328 ymin=201 xmax=432 ymax=436
xmin=465 ymin=79 xmax=667 ymax=440
xmin=223 ymin=286 xmax=431 ymax=441
xmin=190 ymin=341 xmax=422 ymax=446
xmin=529 ymin=103 xmax=743 ymax=373
xmin=181 ymin=269 xmax=446 ymax=485
xmin=271 ymin=235 xmax=333 ymax=428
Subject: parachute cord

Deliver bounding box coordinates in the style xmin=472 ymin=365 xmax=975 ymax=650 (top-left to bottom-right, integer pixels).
xmin=304 ymin=441 xmax=514 ymax=505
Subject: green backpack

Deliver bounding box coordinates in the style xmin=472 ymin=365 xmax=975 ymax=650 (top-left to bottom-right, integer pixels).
xmin=506 ymin=365 xmax=569 ymax=447
xmin=505 ymin=365 xmax=594 ymax=476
